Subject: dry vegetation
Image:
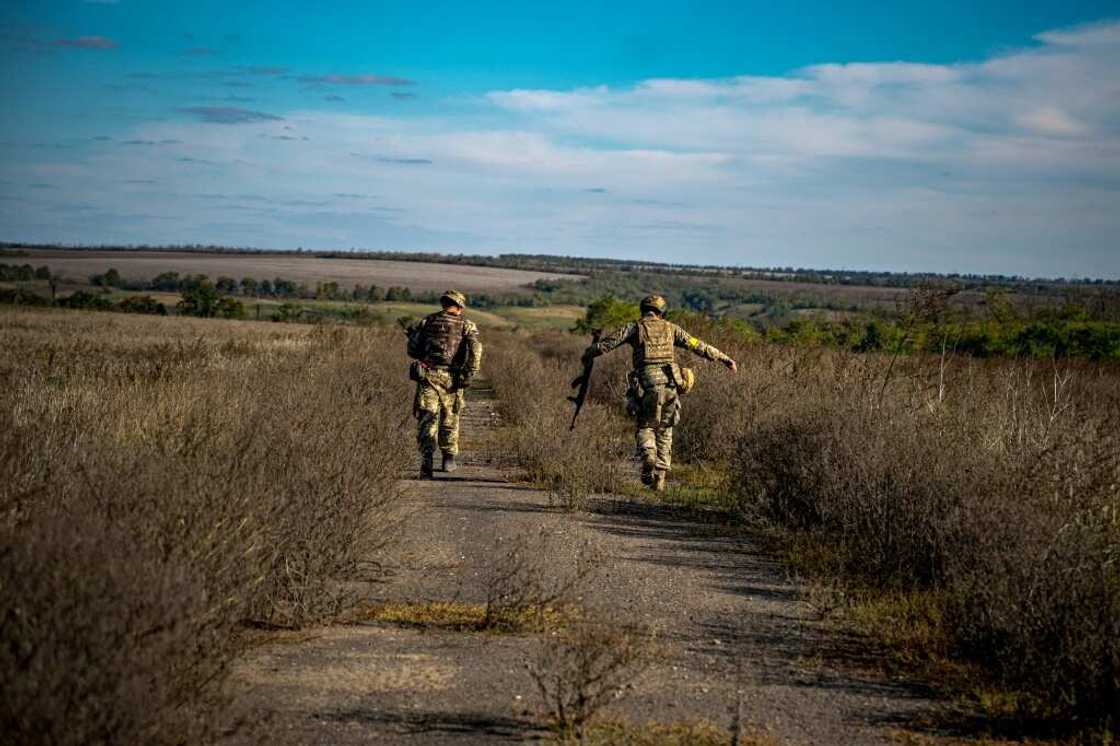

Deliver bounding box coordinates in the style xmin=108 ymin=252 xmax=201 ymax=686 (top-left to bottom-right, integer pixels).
xmin=487 ymin=330 xmax=634 ymax=508
xmin=0 ymin=308 xmax=412 ymax=744
xmin=4 ymin=298 xmax=1117 ymax=740
xmin=488 ymin=314 xmax=1120 ymax=735
xmin=528 ymin=620 xmax=656 ymax=741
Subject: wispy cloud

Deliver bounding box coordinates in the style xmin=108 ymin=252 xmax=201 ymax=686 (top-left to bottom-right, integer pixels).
xmin=298 ymin=74 xmax=414 ymax=86
xmin=325 ymin=94 xmax=346 ymax=102
xmin=53 ymin=36 xmax=117 ymax=49
xmin=243 ymin=66 xmax=288 ymax=76
xmin=16 ymin=19 xmax=1120 ymax=277
xmin=178 ymin=106 xmax=282 ymax=124
xmin=376 ymin=156 xmax=433 ymax=165
xmin=350 ymin=153 xmax=433 ymax=165
xmin=121 ymin=139 xmax=182 ymax=146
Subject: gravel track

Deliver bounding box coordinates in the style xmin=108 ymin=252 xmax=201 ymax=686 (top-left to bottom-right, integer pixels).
xmin=231 ymin=384 xmax=950 ymax=745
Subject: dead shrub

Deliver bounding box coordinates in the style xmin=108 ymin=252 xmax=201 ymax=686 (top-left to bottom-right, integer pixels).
xmin=487 ymin=332 xmax=631 ymax=507
xmin=528 ymin=620 xmax=654 ymax=741
xmin=729 ymin=347 xmax=1120 ymax=728
xmin=482 ymin=527 xmax=601 ymax=629
xmin=0 ymin=310 xmax=411 ymax=744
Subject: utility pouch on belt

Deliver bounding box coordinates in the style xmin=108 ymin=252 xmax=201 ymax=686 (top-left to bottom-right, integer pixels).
xmin=408 ymin=360 xmax=426 ymax=382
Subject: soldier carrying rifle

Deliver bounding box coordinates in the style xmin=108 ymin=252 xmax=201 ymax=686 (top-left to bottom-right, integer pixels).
xmin=404 ymin=290 xmax=482 ymax=479
xmin=581 ymin=294 xmax=737 ymax=491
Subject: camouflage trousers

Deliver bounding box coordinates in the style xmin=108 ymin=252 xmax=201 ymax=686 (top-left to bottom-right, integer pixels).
xmin=413 ymin=370 xmax=464 ymax=457
xmin=634 ymin=383 xmax=681 ymax=472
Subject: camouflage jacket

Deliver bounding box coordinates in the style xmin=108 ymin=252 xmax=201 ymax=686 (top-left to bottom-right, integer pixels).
xmin=589 ymin=312 xmax=731 ymax=370
xmin=408 ymin=310 xmax=482 ymax=377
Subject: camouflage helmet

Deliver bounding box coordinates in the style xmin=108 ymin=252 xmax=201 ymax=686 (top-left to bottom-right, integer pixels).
xmin=640 ymin=294 xmax=668 ymax=315
xmin=440 ymin=289 xmax=468 ymax=308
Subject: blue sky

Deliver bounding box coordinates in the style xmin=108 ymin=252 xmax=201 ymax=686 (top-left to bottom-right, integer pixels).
xmin=1 ymin=1 xmax=1118 ymax=278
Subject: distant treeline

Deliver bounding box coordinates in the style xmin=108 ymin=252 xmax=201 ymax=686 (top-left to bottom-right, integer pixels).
xmin=5 ymin=259 xmax=1120 ymax=359
xmin=6 ymin=242 xmax=1117 ymax=292
xmin=581 ymin=295 xmax=1120 ymax=361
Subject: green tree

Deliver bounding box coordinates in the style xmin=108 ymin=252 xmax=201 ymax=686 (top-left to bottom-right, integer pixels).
xmin=216 ymin=297 xmax=245 ymax=319
xmin=177 ymin=280 xmax=221 ymax=317
xmin=574 ymin=295 xmax=640 ymax=333
xmin=150 ymin=271 xmax=181 ymax=291
xmin=240 ymin=277 xmax=259 ymax=296
xmin=272 ymin=278 xmax=297 ymax=297
xmin=90 ymin=268 xmax=122 ymax=287
xmin=215 ymin=276 xmax=238 ymax=294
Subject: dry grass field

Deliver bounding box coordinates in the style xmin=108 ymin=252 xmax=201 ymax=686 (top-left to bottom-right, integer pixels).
xmin=487 ymin=319 xmax=1120 ymax=736
xmin=18 ymin=249 xmax=583 ymax=293
xmin=4 ymin=303 xmax=1117 ymax=742
xmin=1 ymin=307 xmax=413 ymax=744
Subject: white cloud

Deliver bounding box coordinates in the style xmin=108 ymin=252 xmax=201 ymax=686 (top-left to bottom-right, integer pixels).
xmin=1016 ymin=106 xmax=1089 ymax=136
xmin=6 ymin=19 xmax=1120 ymax=277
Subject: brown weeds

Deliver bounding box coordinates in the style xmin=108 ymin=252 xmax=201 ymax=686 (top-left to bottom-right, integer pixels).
xmin=0 ymin=309 xmax=411 ymax=744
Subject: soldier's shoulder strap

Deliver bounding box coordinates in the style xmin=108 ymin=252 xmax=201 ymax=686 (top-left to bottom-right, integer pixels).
xmin=462 ymin=318 xmax=479 ymax=335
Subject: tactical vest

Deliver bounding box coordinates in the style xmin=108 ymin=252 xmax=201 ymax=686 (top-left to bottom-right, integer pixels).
xmin=636 ymin=317 xmax=675 ymax=365
xmin=421 ymin=311 xmax=467 ymax=367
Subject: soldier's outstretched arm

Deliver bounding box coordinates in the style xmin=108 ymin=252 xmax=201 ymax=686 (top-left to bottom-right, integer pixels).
xmin=672 ymin=325 xmax=738 ymax=372
xmin=583 ymin=321 xmax=637 ymax=361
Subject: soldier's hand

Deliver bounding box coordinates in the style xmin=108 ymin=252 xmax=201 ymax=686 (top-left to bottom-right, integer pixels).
xmin=724 ymin=358 xmax=738 ymax=373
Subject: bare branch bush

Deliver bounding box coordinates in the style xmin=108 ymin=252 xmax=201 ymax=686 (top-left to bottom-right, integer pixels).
xmin=0 ymin=310 xmax=411 ymax=744
xmin=725 ymin=339 xmax=1120 ymax=726
xmin=527 ymin=619 xmax=655 ymax=741
xmin=486 ymin=332 xmax=631 ymax=509
xmin=481 ymin=527 xmax=602 ymax=628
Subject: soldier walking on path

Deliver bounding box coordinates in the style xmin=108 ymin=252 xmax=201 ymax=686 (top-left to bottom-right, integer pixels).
xmin=405 ymin=290 xmax=482 ymax=479
xmin=582 ymin=294 xmax=737 ymax=491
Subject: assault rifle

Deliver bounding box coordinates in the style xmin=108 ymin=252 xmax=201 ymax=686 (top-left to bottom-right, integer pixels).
xmin=567 ymin=330 xmax=601 ymax=431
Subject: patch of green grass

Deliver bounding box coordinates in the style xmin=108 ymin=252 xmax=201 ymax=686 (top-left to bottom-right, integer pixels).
xmin=358 ymin=600 xmax=577 ymax=633
xmin=492 ymin=304 xmax=585 ymax=330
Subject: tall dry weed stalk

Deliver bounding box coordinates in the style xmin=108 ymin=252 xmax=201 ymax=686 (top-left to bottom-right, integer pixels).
xmin=0 ymin=309 xmax=411 ymax=744
xmin=486 ymin=331 xmax=631 ymax=507
xmin=528 ymin=620 xmax=654 ymax=741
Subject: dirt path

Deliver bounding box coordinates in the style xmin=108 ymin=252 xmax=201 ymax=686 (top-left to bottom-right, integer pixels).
xmin=232 ymin=385 xmax=947 ymax=744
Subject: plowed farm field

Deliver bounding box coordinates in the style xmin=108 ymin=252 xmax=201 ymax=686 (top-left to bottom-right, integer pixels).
xmin=19 ymin=250 xmax=582 ymax=294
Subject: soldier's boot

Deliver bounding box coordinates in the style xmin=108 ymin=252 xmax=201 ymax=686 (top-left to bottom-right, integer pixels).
xmin=420 ymin=452 xmax=435 ymax=480
xmin=651 ymin=469 xmax=667 ymax=492
xmin=640 ymin=456 xmax=657 ymax=487
xmin=441 ymin=451 xmax=458 ymax=473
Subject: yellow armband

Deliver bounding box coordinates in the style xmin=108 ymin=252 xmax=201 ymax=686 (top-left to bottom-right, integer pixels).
xmin=686 ymin=336 xmax=700 ymax=350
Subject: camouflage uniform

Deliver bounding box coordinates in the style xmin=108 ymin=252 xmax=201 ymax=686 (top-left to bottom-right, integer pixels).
xmin=587 ymin=298 xmax=733 ymax=489
xmin=407 ymin=291 xmax=482 ymax=476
